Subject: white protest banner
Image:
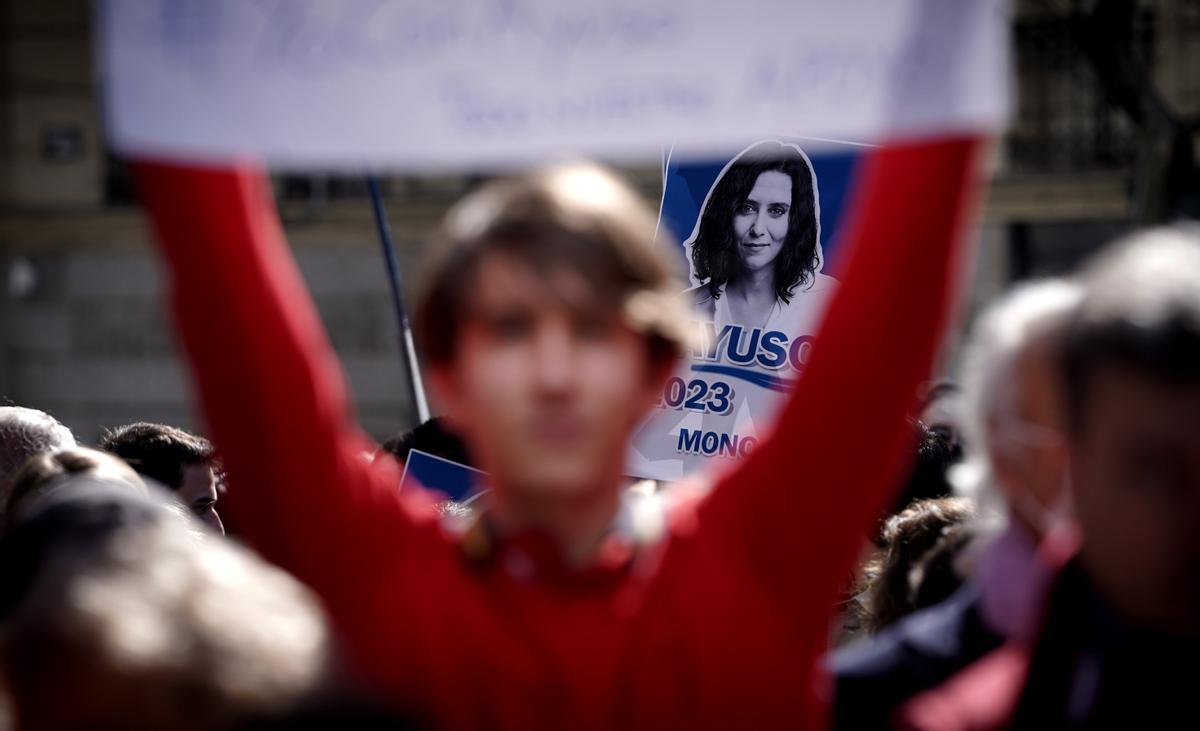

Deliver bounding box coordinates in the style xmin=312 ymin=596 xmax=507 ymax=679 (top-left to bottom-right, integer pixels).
xmin=98 ymin=0 xmax=1008 ymax=170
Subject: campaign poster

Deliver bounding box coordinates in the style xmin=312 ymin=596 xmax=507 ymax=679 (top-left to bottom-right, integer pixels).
xmin=628 ymin=139 xmax=864 ymax=481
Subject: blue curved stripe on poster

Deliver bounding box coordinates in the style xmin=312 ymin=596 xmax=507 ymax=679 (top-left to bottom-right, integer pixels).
xmin=690 ymin=364 xmax=795 ymax=393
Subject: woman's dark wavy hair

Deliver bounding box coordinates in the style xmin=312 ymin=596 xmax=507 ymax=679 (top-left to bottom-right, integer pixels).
xmin=689 ymin=140 xmax=820 ymax=304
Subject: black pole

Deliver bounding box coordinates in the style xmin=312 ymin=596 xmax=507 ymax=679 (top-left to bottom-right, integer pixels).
xmin=367 ymin=175 xmax=431 ymax=424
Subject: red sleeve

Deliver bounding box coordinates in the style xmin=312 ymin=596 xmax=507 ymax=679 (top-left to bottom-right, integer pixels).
xmin=694 ymin=136 xmax=985 ymax=607
xmin=133 ymin=161 xmax=437 ymax=605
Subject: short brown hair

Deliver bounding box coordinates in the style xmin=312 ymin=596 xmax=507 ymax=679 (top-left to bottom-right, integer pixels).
xmin=98 ymin=422 xmax=215 ymax=491
xmin=415 ymin=163 xmax=690 ymax=366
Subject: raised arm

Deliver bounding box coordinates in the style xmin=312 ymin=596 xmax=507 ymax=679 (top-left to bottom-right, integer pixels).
xmin=134 ymin=161 xmax=435 ymax=599
xmin=696 ymin=136 xmax=985 ymax=607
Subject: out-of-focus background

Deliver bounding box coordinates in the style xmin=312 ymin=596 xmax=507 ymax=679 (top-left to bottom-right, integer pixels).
xmin=2 ymin=0 xmax=1198 ymax=443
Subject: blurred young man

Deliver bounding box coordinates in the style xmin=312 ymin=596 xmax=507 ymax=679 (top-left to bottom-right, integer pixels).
xmin=135 ymin=137 xmax=981 ymax=729
xmin=99 ymin=422 xmax=225 ymax=534
xmin=902 ymin=225 xmax=1200 ymax=730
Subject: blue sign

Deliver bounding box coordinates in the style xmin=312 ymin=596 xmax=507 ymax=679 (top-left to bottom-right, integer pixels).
xmin=400 ymin=449 xmax=485 ymax=502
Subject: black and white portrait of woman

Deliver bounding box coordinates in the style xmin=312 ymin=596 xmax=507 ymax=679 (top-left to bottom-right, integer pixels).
xmin=629 ymin=140 xmax=842 ymax=481
xmin=684 ymin=140 xmax=837 ymax=334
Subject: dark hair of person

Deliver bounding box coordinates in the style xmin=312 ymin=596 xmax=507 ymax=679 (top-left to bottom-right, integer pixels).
xmin=910 ymin=523 xmax=975 ymax=610
xmin=1062 ymin=226 xmax=1200 ymax=432
xmin=884 ymin=420 xmax=962 ymax=521
xmin=98 ymin=422 xmax=214 ymax=491
xmin=689 ymin=140 xmax=820 ymax=304
xmin=919 ymin=379 xmax=961 ymax=408
xmin=856 ymin=497 xmax=976 ymax=634
xmin=375 ymin=417 xmax=473 ymax=469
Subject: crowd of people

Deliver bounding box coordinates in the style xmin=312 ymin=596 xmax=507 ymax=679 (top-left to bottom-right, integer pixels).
xmin=1 ymin=137 xmax=1197 ymax=729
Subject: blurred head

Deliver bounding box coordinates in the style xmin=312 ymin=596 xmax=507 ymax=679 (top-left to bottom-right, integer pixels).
xmin=919 ymin=380 xmax=964 ymax=452
xmin=0 ymin=406 xmax=75 ymax=515
xmin=375 ymin=416 xmax=473 ymax=469
xmin=99 ymin=422 xmax=224 ymax=534
xmin=690 ymin=140 xmax=820 ymax=302
xmin=0 ymin=479 xmax=330 ymax=730
xmin=4 ymin=447 xmax=147 ymax=532
xmin=417 ymin=163 xmax=686 ymax=506
xmin=859 ymin=497 xmax=977 ymax=633
xmin=887 ymin=420 xmax=961 ymax=517
xmin=910 ymin=523 xmax=976 ymax=610
xmin=1062 ymin=225 xmax=1200 ymax=635
xmin=958 ymin=280 xmax=1083 ymax=536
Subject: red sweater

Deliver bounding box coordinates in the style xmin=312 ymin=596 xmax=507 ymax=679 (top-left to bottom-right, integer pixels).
xmin=135 ymin=136 xmax=981 ymax=730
